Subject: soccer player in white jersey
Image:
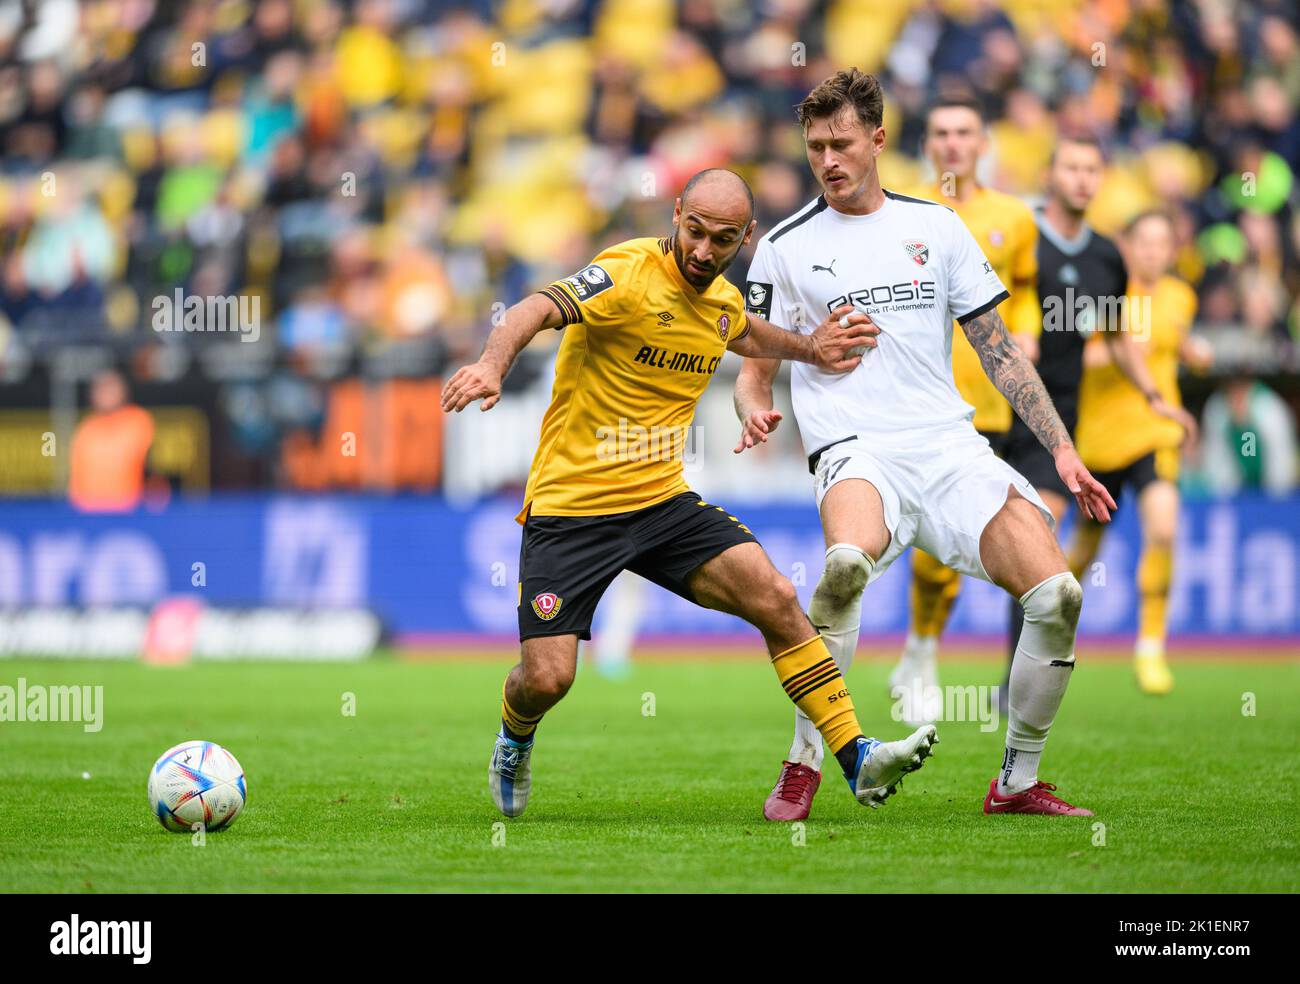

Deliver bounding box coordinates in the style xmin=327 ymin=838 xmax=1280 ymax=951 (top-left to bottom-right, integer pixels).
xmin=735 ymin=69 xmax=1116 ymax=821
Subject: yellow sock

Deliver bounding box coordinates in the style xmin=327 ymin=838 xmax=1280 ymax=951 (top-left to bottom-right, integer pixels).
xmin=910 ymin=550 xmax=961 ymax=638
xmin=501 ymin=680 xmax=543 ymax=740
xmin=1137 ymin=543 xmax=1172 ymax=642
xmin=772 ymin=635 xmax=862 ymax=755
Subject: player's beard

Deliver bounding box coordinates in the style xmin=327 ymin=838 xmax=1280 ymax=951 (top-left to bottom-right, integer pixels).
xmin=671 ymin=234 xmax=740 ymax=290
xmin=1053 ymin=186 xmax=1091 ymax=219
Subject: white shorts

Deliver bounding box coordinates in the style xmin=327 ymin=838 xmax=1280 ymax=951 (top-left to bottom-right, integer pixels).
xmin=811 ymin=427 xmax=1054 ymax=585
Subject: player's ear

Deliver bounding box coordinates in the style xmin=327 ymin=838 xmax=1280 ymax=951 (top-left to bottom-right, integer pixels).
xmin=672 ymin=197 xmax=682 ymax=225
xmin=743 ymin=218 xmax=757 ymax=245
xmin=872 ymin=125 xmax=886 ymax=156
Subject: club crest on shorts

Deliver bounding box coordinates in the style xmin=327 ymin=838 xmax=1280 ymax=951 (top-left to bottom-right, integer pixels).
xmin=531 ymin=592 xmax=562 ymax=620
xmin=904 ymin=240 xmax=929 ymax=266
xmin=716 ymin=312 xmax=731 ymax=341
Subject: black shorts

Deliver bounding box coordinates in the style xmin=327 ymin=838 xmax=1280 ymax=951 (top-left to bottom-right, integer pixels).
xmin=517 ymin=491 xmax=758 ymax=641
xmin=1089 ymin=452 xmax=1159 ymax=511
xmin=1005 ymin=400 xmax=1078 ymax=499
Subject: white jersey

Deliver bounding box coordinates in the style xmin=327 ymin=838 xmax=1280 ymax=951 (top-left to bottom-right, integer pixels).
xmin=744 ymin=191 xmax=1009 ymax=463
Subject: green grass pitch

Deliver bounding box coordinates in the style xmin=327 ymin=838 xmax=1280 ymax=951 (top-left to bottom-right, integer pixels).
xmin=1 ymin=652 xmax=1297 ymax=893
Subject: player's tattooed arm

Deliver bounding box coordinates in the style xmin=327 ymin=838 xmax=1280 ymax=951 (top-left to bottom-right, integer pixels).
xmin=964 ymin=306 xmax=1117 ymax=522
xmin=963 ymin=306 xmax=1071 ymax=453
xmin=441 ymin=293 xmax=561 ymax=412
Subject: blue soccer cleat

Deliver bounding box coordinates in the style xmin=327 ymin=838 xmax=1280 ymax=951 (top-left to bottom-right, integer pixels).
xmin=488 ymin=730 xmax=534 ymax=817
xmin=844 ymin=725 xmax=938 ymax=808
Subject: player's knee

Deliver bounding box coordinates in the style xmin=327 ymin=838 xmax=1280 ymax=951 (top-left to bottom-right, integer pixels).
xmin=763 ymin=575 xmax=801 ymax=618
xmin=1024 ymin=572 xmax=1083 ymax=634
xmin=523 ymin=661 xmax=575 ymax=703
xmin=815 ymin=543 xmax=871 ymax=607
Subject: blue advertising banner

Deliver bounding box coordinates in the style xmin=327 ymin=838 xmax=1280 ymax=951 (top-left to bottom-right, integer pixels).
xmin=0 ymin=493 xmax=1297 ymax=641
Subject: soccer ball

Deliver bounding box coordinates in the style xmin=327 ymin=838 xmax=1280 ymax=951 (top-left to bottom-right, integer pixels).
xmin=148 ymin=740 xmax=247 ymax=833
xmin=839 ymin=308 xmax=874 ymax=359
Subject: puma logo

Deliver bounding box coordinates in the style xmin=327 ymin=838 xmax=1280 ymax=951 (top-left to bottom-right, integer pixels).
xmin=812 ymin=259 xmax=837 ymax=276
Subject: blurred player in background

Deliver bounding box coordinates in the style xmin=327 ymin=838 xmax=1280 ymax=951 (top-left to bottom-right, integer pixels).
xmin=889 ymin=97 xmax=1041 ymax=725
xmin=1067 ymin=210 xmax=1212 ymax=694
xmin=588 ymin=571 xmax=645 ymax=678
xmin=69 ymin=369 xmax=155 ymax=513
xmin=999 ymin=137 xmax=1197 ymax=709
xmin=737 ymin=70 xmax=1114 ymax=821
xmin=443 ymin=169 xmax=940 ymax=819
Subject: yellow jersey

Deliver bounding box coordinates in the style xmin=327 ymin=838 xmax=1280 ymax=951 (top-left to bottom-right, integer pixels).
xmin=907 ymin=184 xmax=1040 ymax=432
xmin=1075 ymin=275 xmax=1197 ymax=473
xmin=520 ymin=236 xmax=749 ymax=522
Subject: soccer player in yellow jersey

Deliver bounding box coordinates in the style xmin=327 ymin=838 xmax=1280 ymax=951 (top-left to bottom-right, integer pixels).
xmin=1068 ymin=210 xmax=1210 ymax=694
xmin=442 ymin=169 xmax=939 ymax=818
xmin=889 ymin=97 xmax=1043 ymax=723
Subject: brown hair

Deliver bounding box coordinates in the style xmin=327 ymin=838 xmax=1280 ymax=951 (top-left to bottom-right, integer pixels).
xmin=796 ymin=68 xmax=883 ymax=132
xmin=925 ymin=95 xmax=985 ymax=128
xmin=1050 ymin=132 xmax=1106 ymax=165
xmin=1123 ymin=208 xmax=1174 ymax=237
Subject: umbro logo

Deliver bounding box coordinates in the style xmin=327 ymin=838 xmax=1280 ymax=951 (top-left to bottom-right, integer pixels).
xmin=657 ymin=311 xmax=675 ymax=324
xmin=812 ymin=259 xmax=837 ymax=276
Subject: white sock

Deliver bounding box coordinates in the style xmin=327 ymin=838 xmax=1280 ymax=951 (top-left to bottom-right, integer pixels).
xmin=893 ymin=631 xmax=941 ymax=723
xmin=1135 ymin=636 xmax=1164 ymax=660
xmin=897 ymin=631 xmax=936 ymax=674
xmin=791 ymin=544 xmax=872 ymax=770
xmin=1001 ymin=572 xmax=1082 ymax=795
xmin=999 ymin=747 xmax=1041 ymax=794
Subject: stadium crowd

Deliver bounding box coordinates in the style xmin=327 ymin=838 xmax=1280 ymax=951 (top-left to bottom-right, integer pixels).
xmin=0 ymin=0 xmax=1296 ymax=495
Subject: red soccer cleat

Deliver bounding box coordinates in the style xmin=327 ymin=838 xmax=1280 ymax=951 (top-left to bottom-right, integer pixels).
xmin=983 ymin=779 xmax=1093 ymax=816
xmin=763 ymin=761 xmax=822 ymax=821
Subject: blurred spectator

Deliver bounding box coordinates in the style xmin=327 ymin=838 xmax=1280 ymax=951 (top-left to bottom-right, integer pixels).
xmin=1200 ymin=378 xmax=1298 ymax=495
xmin=0 ymin=0 xmax=1292 ymax=494
xmin=68 ymin=369 xmax=155 ymax=511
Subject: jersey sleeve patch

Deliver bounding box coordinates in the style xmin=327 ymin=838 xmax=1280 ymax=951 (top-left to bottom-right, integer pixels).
xmin=561 ymin=264 xmax=615 ymax=302
xmin=745 ymin=280 xmax=774 ymax=320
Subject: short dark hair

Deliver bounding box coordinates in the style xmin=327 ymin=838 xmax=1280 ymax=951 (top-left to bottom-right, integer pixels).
xmin=1051 ymin=133 xmax=1106 ymax=165
xmin=797 ymin=68 xmax=883 ymax=132
xmin=925 ymin=96 xmax=985 ymax=128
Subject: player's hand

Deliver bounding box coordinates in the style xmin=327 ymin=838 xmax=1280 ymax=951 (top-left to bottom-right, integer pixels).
xmin=734 ymin=409 xmax=783 ymax=454
xmin=1150 ymin=397 xmax=1199 ymax=449
xmin=441 ymin=361 xmax=503 ymax=412
xmin=1054 ymin=445 xmax=1117 ymax=523
xmin=810 ymin=305 xmax=879 ymax=373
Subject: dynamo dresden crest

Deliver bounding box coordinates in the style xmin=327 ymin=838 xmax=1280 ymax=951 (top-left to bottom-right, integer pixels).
xmin=904 ymin=240 xmax=929 ymax=266
xmin=531 ymin=592 xmax=563 ymax=620
xmin=716 ymin=312 xmax=731 ymax=341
